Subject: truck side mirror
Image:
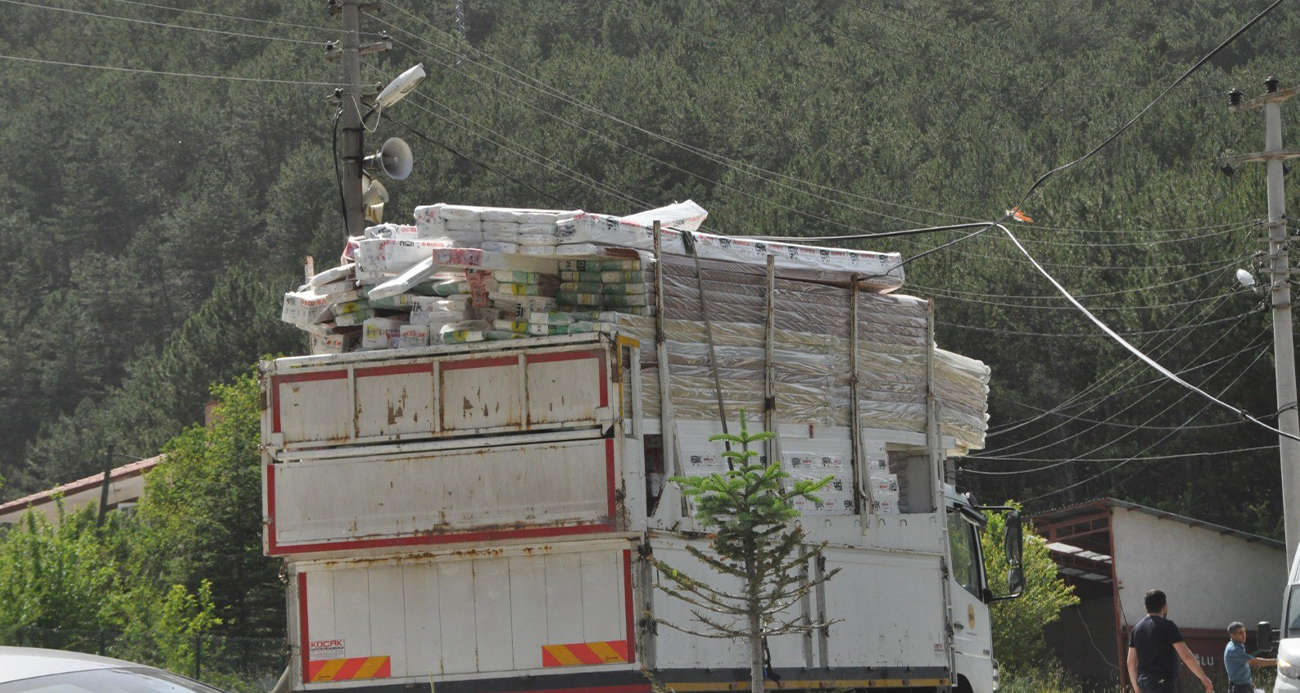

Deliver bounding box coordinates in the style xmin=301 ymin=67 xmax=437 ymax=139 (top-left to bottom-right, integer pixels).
xmin=1259 ymin=621 xmax=1274 ymax=653
xmin=1004 ymin=511 xmax=1023 ymax=567
xmin=1005 ymin=511 xmax=1025 ymax=596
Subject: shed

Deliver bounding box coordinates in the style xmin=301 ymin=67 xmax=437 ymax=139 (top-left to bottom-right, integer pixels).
xmin=1031 ymin=498 xmax=1285 ymax=688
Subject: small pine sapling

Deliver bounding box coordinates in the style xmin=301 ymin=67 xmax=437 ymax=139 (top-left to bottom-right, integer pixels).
xmin=647 ymin=411 xmax=841 ymax=693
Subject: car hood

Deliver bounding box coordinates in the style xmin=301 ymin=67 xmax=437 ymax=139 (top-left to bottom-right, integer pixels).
xmin=0 ymin=647 xmax=136 ymax=684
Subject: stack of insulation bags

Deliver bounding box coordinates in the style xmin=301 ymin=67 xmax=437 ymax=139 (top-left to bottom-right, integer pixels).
xmin=281 ymin=200 xmax=991 ymax=474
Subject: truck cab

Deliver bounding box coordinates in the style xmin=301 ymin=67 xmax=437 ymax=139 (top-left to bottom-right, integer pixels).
xmin=1271 ymin=552 xmax=1300 ymax=691
xmin=945 ymin=488 xmax=1024 ymax=693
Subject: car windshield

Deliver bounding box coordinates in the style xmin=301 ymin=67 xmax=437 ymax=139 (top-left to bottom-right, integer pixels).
xmin=0 ymin=667 xmax=226 ymax=693
xmin=1287 ymin=584 xmax=1300 ymax=638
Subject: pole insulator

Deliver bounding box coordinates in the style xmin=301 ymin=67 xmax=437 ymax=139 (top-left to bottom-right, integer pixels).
xmin=1266 ymin=76 xmax=1281 ymax=93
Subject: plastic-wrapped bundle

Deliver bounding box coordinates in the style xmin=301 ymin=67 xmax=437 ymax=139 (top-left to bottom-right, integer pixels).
xmin=361 ymin=317 xmax=405 ymax=350
xmin=410 ymin=295 xmax=469 ymax=327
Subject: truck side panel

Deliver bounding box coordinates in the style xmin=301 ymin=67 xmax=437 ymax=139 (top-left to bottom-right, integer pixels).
xmin=819 ymin=547 xmax=949 ymax=670
xmin=648 ymin=539 xmax=948 ymax=672
xmin=265 ymin=342 xmax=610 ymax=450
xmin=291 ymin=542 xmax=635 ymax=685
xmin=266 ymin=437 xmax=618 ymax=555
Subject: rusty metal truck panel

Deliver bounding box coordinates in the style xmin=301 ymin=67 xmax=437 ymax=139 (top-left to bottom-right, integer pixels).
xmin=265 ymin=435 xmax=620 ymax=556
xmin=262 ymin=336 xmax=612 ymax=453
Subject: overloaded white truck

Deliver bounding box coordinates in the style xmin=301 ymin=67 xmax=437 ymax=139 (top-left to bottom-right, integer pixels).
xmin=262 ymin=211 xmax=1023 ymax=693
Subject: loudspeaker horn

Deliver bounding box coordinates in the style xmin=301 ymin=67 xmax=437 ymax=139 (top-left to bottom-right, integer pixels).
xmin=364 ymin=137 xmax=413 ymax=180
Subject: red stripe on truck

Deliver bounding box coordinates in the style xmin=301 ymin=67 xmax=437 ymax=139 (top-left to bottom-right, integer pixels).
xmin=297 ymin=572 xmax=309 ymax=684
xmin=267 ymin=522 xmax=616 ymax=556
xmin=354 ymin=364 xmax=433 ymax=378
xmin=624 ymin=550 xmax=636 ymax=664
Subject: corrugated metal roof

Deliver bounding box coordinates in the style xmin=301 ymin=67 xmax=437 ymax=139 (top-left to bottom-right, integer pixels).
xmin=1033 ymin=497 xmax=1283 ymax=549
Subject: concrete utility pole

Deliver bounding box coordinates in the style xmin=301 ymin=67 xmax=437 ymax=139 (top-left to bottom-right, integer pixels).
xmin=339 ymin=0 xmax=365 ymax=238
xmin=1222 ymin=77 xmax=1300 ymax=565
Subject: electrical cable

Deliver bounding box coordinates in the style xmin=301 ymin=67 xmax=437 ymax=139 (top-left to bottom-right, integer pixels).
xmin=973 ymin=316 xmax=1264 ymax=457
xmin=967 ymin=331 xmax=1269 ymax=468
xmin=400 ymin=91 xmax=653 ymax=210
xmin=758 ymin=220 xmax=1258 ymax=247
xmin=378 ymin=3 xmax=978 ymax=226
xmin=1042 ymin=343 xmax=1278 ymax=499
xmin=0 ymin=0 xmax=324 ymax=44
xmin=975 ymin=259 xmax=1242 ymax=439
xmin=1009 ymin=0 xmax=1289 ymax=214
xmin=1021 ymin=219 xmax=1250 ymax=234
xmin=913 ymin=287 xmax=1254 ymax=312
xmin=977 ymin=264 xmax=1242 ymax=439
xmin=936 ymin=310 xmax=1256 ymax=338
xmin=987 ymin=394 xmax=1253 ymax=432
xmin=0 ymin=53 xmax=344 ymax=86
xmin=386 ymin=115 xmax=572 ymax=207
xmin=984 ymin=220 xmax=1257 ymax=247
xmin=375 ymin=24 xmax=1262 ymax=276
xmin=975 ymin=446 xmax=1278 ymax=467
xmin=331 ymin=108 xmax=349 ymax=236
xmin=362 ymin=56 xmax=653 ymax=211
xmin=89 ymin=0 xmax=375 ymax=36
xmin=884 ymin=0 xmax=1291 ymax=272
xmin=987 ymin=340 xmax=1262 ymax=437
xmin=377 ymin=31 xmax=934 ymax=238
xmin=999 ymin=224 xmax=1300 ymax=442
xmin=908 ymin=257 xmax=1257 ymax=301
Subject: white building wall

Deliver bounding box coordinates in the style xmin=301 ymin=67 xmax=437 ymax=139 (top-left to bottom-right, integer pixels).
xmin=1110 ymin=508 xmax=1286 ymax=630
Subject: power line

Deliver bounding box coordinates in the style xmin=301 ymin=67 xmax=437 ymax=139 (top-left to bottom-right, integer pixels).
xmin=988 ymin=221 xmax=1259 ymax=247
xmin=970 ymin=344 xmax=1273 ymax=487
xmin=914 ymin=286 xmax=1254 ymax=312
xmin=90 ymin=0 xmax=373 ymax=36
xmin=980 ymin=266 xmax=1245 ymax=438
xmin=908 ymin=258 xmax=1257 ymax=301
xmin=1011 ymin=0 xmax=1289 ymax=213
xmin=0 ymin=53 xmax=343 ymax=86
xmin=988 ymin=338 xmax=1261 ymax=437
xmin=900 ymin=0 xmax=1289 ymax=272
xmin=1021 ymin=219 xmax=1250 ymax=234
xmin=987 ymin=392 xmax=1255 ymax=432
xmin=386 ymin=115 xmax=572 ymax=207
xmin=0 ymin=0 xmax=323 ymax=44
xmin=999 ymin=223 xmax=1300 ymax=442
xmin=375 ymin=19 xmax=1260 ymax=275
xmin=378 ymin=1 xmax=975 ymax=227
xmin=937 ymin=310 xmax=1256 ymax=338
xmin=976 ymin=312 xmax=1262 ymax=455
xmin=976 ymin=279 xmax=1245 ymax=443
xmin=394 ymin=86 xmax=654 ymax=210
xmin=970 ymin=330 xmax=1269 ymax=465
xmin=976 ymin=446 xmax=1277 ymax=468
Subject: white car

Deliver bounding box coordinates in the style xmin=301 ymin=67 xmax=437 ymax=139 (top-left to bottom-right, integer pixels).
xmin=0 ymin=646 xmax=229 ymax=693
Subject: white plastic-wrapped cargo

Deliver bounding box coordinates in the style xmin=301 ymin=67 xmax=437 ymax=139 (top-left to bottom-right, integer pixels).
xmin=263 ymin=203 xmax=1014 ymax=693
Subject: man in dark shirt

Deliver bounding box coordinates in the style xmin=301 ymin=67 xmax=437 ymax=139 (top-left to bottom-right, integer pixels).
xmin=1127 ymin=590 xmax=1213 ymax=693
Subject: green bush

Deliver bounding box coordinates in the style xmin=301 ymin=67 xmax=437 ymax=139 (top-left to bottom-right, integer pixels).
xmin=981 ymin=504 xmax=1080 ymax=673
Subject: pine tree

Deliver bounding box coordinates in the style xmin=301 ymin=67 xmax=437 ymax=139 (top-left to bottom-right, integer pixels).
xmin=649 ymin=411 xmax=839 ymax=693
